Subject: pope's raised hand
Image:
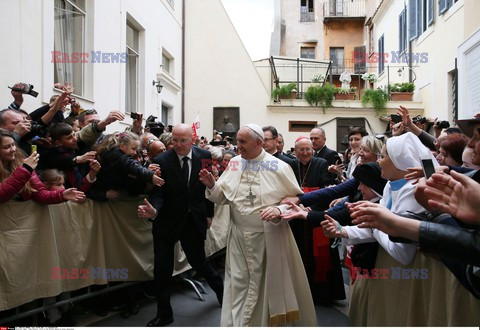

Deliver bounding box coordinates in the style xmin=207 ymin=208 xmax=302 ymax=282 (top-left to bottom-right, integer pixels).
xmin=199 ymin=169 xmax=215 ymax=189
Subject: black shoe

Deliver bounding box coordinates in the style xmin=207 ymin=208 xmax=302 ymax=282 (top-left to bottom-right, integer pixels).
xmin=147 ymin=315 xmax=174 ymax=327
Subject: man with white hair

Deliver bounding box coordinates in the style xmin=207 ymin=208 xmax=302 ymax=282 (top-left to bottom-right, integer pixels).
xmin=199 ymin=124 xmax=317 ymax=327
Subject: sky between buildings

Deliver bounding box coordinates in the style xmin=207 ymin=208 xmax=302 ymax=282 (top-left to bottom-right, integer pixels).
xmin=221 ymin=0 xmax=274 ymax=61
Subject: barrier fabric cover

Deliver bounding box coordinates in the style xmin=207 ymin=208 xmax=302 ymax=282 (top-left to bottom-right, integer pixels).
xmin=0 ymin=199 xmax=229 ymax=311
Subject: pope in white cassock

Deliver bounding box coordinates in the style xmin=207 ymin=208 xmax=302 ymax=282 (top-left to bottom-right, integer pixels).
xmin=199 ymin=124 xmax=317 ymax=327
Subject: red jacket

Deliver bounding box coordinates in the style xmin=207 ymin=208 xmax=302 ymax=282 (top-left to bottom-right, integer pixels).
xmin=0 ymin=166 xmax=66 ymax=204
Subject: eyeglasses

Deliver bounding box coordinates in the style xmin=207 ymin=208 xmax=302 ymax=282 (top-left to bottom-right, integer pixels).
xmin=264 ymin=137 xmax=276 ymax=142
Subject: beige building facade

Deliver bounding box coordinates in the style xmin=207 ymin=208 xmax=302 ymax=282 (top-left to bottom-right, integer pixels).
xmin=366 ymin=0 xmax=480 ymax=121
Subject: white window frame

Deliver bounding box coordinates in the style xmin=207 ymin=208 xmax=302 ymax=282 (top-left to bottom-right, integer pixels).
xmin=53 ymin=0 xmax=86 ymax=96
xmin=126 ymin=20 xmax=139 ymax=114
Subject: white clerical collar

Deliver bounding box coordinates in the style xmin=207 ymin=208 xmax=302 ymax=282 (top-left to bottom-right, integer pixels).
xmin=243 ymin=149 xmax=265 ymax=163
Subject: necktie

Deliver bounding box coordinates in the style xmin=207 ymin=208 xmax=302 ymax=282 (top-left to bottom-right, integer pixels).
xmin=182 ymin=156 xmax=189 ymax=183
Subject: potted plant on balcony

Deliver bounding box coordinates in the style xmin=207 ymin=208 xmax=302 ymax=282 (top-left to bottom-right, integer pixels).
xmin=334 ymin=86 xmax=357 ymax=100
xmin=361 ymin=88 xmax=389 ymax=116
xmin=311 ymin=73 xmax=325 ymax=83
xmin=389 ymin=82 xmax=415 ymax=101
xmin=361 ymin=72 xmax=377 ymax=89
xmin=271 ymin=82 xmax=298 ymax=101
xmin=305 ymin=82 xmax=335 ymax=113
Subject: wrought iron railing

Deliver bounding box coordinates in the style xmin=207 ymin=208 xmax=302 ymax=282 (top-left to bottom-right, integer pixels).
xmin=269 ymin=56 xmax=331 ymax=98
xmin=329 ymin=58 xmax=366 ymax=75
xmin=323 ymin=0 xmax=366 ymax=19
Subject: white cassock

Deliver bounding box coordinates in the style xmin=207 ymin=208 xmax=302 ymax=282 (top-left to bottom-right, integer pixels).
xmin=206 ymin=150 xmax=317 ymax=327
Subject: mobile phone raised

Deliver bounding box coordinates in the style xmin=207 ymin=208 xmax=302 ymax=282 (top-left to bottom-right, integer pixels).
xmin=420 ymin=157 xmax=435 ymax=179
xmin=391 ymin=114 xmax=402 ymax=124
xmin=31 ymin=144 xmax=37 ymax=154
xmin=130 ymin=112 xmax=141 ymax=120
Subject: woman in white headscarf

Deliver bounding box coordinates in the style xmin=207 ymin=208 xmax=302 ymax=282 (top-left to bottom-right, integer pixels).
xmin=324 ymin=132 xmax=438 ymax=265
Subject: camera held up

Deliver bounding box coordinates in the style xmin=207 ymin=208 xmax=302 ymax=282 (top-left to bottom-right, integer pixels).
xmin=8 ymin=83 xmax=39 ymax=98
xmin=436 ymin=120 xmax=450 ymax=129
xmin=145 ymin=115 xmax=165 ymax=138
xmin=130 ymin=112 xmax=142 ymax=120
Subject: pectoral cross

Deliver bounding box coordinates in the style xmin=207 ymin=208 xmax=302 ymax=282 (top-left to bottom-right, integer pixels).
xmin=244 ymin=189 xmax=256 ymax=206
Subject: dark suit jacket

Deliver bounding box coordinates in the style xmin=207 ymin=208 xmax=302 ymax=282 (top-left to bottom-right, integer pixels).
xmin=273 ymin=151 xmax=295 ymax=167
xmin=290 ymin=157 xmax=332 ymax=188
xmin=314 ymin=145 xmax=340 ymax=166
xmin=150 ymin=146 xmax=214 ymax=240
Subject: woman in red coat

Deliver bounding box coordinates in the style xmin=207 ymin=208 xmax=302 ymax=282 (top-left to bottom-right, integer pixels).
xmin=0 ymin=129 xmax=85 ymax=203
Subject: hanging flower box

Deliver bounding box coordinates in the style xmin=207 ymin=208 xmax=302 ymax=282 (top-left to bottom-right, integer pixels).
xmin=334 ymin=87 xmax=357 ymax=100
xmin=389 ymin=83 xmax=415 ymax=101
xmin=390 ymin=92 xmax=413 ymax=101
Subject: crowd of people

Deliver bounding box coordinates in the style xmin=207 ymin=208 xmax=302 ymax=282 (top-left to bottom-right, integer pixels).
xmin=1 ymin=82 xmax=479 ymax=326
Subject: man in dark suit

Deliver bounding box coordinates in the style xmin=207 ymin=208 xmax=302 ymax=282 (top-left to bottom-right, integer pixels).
xmin=262 ymin=125 xmax=295 ymax=165
xmin=310 ymin=127 xmax=341 ymax=182
xmin=310 ymin=127 xmax=340 ymax=166
xmin=138 ymin=124 xmax=224 ymax=327
xmin=277 ymin=133 xmax=295 ymax=159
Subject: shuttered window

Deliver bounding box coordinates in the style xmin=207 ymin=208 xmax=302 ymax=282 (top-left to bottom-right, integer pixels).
xmin=378 ymin=35 xmax=385 ymax=75
xmin=398 ymin=9 xmax=407 ymax=53
xmin=408 ymin=0 xmax=418 ymax=41
xmin=428 ymin=0 xmax=434 ymax=26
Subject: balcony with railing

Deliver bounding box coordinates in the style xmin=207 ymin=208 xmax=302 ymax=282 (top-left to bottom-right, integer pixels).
xmin=323 ymin=0 xmax=366 ymax=21
xmin=300 ymin=6 xmax=315 ymax=22
xmin=330 ymin=58 xmax=366 ymax=75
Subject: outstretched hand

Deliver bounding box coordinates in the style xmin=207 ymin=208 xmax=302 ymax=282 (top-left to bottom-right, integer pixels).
xmin=152 ymin=174 xmax=165 ymax=187
xmin=349 ymin=201 xmax=400 ymax=233
xmin=281 ymin=202 xmax=307 ymax=221
xmin=424 ymin=170 xmax=480 ymax=224
xmin=138 ymin=198 xmax=156 ymax=219
xmin=62 ymin=188 xmax=86 ymax=203
xmin=321 ymin=215 xmax=343 ymax=238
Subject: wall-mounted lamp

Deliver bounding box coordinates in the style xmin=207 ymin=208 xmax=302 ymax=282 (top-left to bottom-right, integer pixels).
xmin=152 ymin=79 xmax=163 ymax=94
xmin=397 ymin=67 xmax=417 ymax=83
